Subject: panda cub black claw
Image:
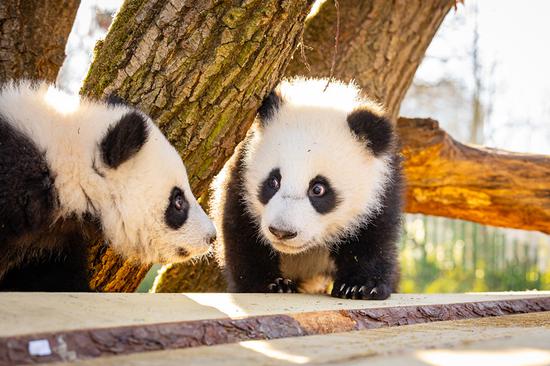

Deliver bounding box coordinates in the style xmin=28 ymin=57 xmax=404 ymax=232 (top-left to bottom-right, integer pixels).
xmin=331 ymin=281 xmax=391 ymax=300
xmin=268 ymin=278 xmax=297 ymax=293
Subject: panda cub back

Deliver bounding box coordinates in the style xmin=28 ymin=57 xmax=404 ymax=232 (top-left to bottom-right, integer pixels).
xmin=0 ymin=81 xmax=216 ymax=291
xmin=212 ymin=78 xmax=402 ymax=300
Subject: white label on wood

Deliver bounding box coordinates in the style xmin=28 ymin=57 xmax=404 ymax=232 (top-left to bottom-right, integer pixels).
xmin=28 ymin=339 xmax=52 ymax=356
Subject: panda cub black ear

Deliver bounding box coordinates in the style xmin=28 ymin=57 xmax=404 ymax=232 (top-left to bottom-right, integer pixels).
xmin=347 ymin=108 xmax=394 ymax=156
xmin=257 ymin=89 xmax=283 ymax=126
xmin=100 ymin=111 xmax=149 ymax=169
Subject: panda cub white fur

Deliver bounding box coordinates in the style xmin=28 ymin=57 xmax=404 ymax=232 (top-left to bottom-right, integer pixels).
xmin=213 ymin=78 xmax=402 ymax=300
xmin=0 ymin=81 xmax=216 ymax=291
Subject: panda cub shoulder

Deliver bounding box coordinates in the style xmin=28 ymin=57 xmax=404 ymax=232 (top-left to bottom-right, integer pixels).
xmin=0 ymin=81 xmax=216 ymax=291
xmin=213 ymin=78 xmax=402 ymax=300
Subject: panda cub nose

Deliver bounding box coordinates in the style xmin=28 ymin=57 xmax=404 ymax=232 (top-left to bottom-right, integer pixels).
xmin=268 ymin=226 xmax=297 ymax=240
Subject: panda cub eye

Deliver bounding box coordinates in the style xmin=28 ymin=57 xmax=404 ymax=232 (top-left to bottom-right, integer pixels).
xmin=258 ymin=168 xmax=281 ymax=205
xmin=165 ymin=187 xmax=189 ymax=229
xmin=308 ymin=176 xmax=339 ymax=214
xmin=309 ymin=182 xmax=326 ymax=197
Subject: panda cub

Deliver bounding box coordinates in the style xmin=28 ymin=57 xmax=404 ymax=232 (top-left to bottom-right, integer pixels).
xmin=213 ymin=78 xmax=402 ymax=300
xmin=0 ymin=81 xmax=216 ymax=291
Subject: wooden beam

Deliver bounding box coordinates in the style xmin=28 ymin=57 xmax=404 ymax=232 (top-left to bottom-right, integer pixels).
xmin=399 ymin=117 xmax=550 ymax=234
xmin=47 ymin=312 xmax=550 ymax=366
xmin=1 ymin=293 xmax=548 ymax=364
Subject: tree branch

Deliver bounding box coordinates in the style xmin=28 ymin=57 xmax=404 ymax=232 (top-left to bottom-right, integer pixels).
xmin=399 ymin=117 xmax=550 ymax=234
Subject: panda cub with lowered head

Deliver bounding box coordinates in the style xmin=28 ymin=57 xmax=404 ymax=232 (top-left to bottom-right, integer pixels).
xmin=0 ymin=81 xmax=216 ymax=291
xmin=213 ymin=78 xmax=402 ymax=300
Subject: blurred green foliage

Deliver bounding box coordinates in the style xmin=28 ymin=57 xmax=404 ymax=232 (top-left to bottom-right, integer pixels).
xmin=399 ymin=215 xmax=550 ymax=293
xmin=136 ymin=264 xmax=161 ymax=293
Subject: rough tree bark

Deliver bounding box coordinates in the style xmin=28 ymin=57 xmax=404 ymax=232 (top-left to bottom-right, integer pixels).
xmin=153 ymin=0 xmax=455 ymax=292
xmin=399 ymin=118 xmax=550 ymax=235
xmin=81 ymin=0 xmax=314 ymax=291
xmin=0 ymin=0 xmax=80 ymax=83
xmin=286 ymin=0 xmax=454 ymax=119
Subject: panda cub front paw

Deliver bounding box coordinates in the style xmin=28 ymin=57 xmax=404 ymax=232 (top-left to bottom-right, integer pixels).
xmin=331 ymin=280 xmax=391 ymax=300
xmin=268 ymin=278 xmax=297 ymax=293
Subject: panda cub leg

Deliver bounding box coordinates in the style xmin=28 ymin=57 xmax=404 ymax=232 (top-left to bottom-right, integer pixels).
xmin=330 ymin=185 xmax=401 ymax=300
xmin=331 ymin=247 xmax=397 ymax=301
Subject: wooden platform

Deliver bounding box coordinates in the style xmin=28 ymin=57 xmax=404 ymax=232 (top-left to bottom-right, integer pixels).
xmin=1 ymin=292 xmax=549 ymax=365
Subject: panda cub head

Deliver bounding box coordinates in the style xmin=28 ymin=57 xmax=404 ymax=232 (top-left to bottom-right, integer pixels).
xmin=243 ymin=78 xmax=395 ymax=255
xmin=93 ymin=96 xmax=217 ymax=263
xmin=96 ymin=103 xmax=217 ymax=263
xmin=0 ymin=82 xmax=216 ymax=264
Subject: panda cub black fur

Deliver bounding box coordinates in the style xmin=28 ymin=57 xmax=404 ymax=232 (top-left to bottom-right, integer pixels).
xmin=0 ymin=81 xmax=216 ymax=291
xmin=213 ymin=78 xmax=402 ymax=300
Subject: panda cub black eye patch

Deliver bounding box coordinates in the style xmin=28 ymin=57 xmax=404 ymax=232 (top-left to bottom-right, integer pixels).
xmin=258 ymin=168 xmax=281 ymax=205
xmin=165 ymin=187 xmax=189 ymax=229
xmin=308 ymin=175 xmax=339 ymax=214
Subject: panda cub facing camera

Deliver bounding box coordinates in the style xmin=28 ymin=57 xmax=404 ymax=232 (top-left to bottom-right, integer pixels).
xmin=0 ymin=81 xmax=216 ymax=291
xmin=212 ymin=78 xmax=402 ymax=300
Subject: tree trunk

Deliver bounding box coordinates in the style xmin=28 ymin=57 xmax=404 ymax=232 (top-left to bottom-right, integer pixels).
xmin=286 ymin=0 xmax=454 ymax=119
xmin=400 ymin=117 xmax=550 ymax=235
xmin=153 ymin=0 xmax=455 ymax=293
xmin=0 ymin=0 xmax=80 ymax=83
xmin=81 ymin=0 xmax=314 ymax=292
xmin=152 ymin=260 xmax=226 ymax=293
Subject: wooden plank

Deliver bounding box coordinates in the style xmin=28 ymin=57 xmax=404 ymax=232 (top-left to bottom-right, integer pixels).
xmin=399 ymin=117 xmax=550 ymax=234
xmin=51 ymin=312 xmax=550 ymax=366
xmin=0 ymin=293 xmax=548 ymax=365
xmin=1 ymin=292 xmax=548 ymax=337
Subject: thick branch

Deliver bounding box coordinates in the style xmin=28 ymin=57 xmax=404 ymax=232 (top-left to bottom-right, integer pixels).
xmin=399 ymin=117 xmax=550 ymax=234
xmin=82 ymin=0 xmax=313 ymax=292
xmin=286 ymin=0 xmax=454 ymax=119
xmin=0 ymin=0 xmax=80 ymax=83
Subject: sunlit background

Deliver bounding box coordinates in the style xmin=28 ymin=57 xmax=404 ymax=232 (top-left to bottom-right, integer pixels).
xmin=58 ymin=0 xmax=550 ymax=293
